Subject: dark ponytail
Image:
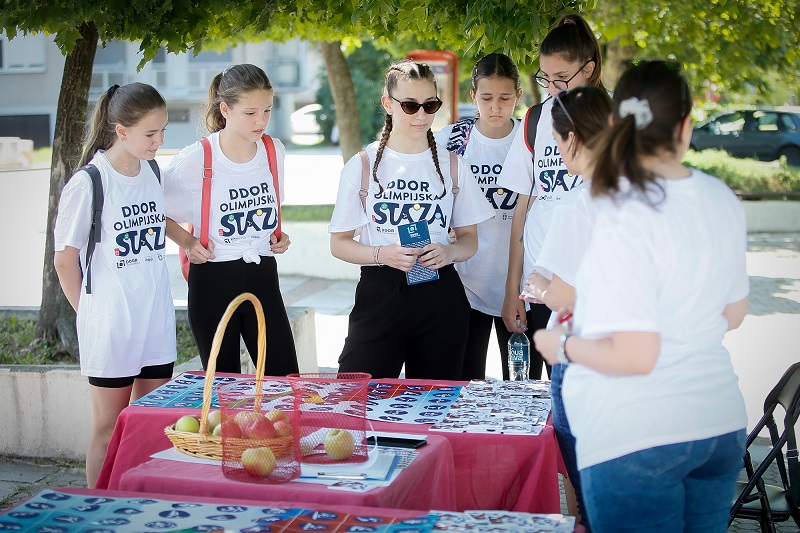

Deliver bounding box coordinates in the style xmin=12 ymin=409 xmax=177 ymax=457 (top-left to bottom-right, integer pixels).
xmin=79 ymin=82 xmax=165 ymax=169
xmin=551 ymin=86 xmax=612 ymax=160
xmin=590 ymin=60 xmax=692 ymax=203
xmin=541 ymin=14 xmax=605 ymax=90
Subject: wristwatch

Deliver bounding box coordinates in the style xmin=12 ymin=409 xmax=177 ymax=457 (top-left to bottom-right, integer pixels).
xmin=556 ymin=332 xmax=573 ymax=365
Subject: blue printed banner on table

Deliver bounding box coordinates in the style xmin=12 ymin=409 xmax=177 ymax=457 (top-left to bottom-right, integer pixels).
xmin=0 ymin=490 xmax=438 ymax=533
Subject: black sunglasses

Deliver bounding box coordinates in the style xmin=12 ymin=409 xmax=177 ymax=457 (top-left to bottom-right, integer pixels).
xmin=535 ymin=61 xmax=592 ymax=90
xmin=390 ymin=96 xmax=443 ymax=115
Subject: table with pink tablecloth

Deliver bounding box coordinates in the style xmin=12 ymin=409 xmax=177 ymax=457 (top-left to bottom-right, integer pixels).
xmin=117 ymin=433 xmax=455 ymax=510
xmin=96 ymin=376 xmax=564 ymax=513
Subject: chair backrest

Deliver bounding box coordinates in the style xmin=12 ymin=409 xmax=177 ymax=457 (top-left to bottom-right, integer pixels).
xmin=731 ymin=362 xmax=800 ymax=527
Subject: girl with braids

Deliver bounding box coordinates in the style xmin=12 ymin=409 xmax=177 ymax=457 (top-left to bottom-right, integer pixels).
xmin=498 ymin=13 xmax=605 ymax=380
xmin=329 ymin=60 xmax=494 ymax=380
xmin=164 ymin=64 xmax=299 ymax=376
xmin=534 ymin=61 xmax=749 ymax=532
xmin=434 ymin=52 xmax=523 ymax=380
xmin=54 ymin=82 xmax=176 ymax=487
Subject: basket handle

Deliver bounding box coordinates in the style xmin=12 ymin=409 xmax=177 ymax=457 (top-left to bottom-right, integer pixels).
xmin=199 ymin=292 xmax=267 ymax=434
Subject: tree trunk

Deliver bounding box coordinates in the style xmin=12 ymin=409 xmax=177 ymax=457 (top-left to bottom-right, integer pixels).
xmin=38 ymin=21 xmax=98 ymax=358
xmin=319 ymin=40 xmax=361 ymax=163
xmin=526 ymin=72 xmax=542 ymax=107
xmin=601 ymin=38 xmax=635 ymax=91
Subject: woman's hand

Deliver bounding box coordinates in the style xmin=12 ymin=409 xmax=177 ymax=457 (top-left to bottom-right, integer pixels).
xmin=521 ymin=271 xmax=550 ymax=304
xmin=378 ymin=242 xmax=420 ymax=272
xmin=185 ymin=238 xmax=215 ymax=265
xmin=417 ymin=242 xmax=453 ymax=270
xmin=270 ymin=231 xmax=291 ymax=254
xmin=533 ymin=325 xmax=567 ymax=366
xmin=502 ymin=290 xmax=527 ymax=333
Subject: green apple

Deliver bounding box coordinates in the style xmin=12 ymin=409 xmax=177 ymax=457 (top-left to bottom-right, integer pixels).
xmin=241 ymin=446 xmax=277 ymax=477
xmin=323 ymin=429 xmax=355 ymax=460
xmin=206 ymin=409 xmax=222 ymax=431
xmin=265 ymin=409 xmax=290 ymax=424
xmin=273 ymin=419 xmax=293 ymax=438
xmin=175 ymin=415 xmax=200 ymax=433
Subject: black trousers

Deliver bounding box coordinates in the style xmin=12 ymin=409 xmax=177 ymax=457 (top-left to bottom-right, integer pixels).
xmin=187 ymin=256 xmax=299 ymax=375
xmin=462 ymin=304 xmax=550 ymax=381
xmin=338 ymin=265 xmax=470 ymax=380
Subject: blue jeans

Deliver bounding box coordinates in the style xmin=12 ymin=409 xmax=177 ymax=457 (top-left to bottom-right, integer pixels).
xmin=580 ymin=429 xmax=746 ymax=533
xmin=551 ymin=363 xmax=590 ymax=531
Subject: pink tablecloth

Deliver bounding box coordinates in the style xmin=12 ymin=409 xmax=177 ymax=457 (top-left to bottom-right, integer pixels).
xmin=97 ymin=376 xmax=563 ymax=513
xmin=117 ymin=434 xmax=455 ymax=510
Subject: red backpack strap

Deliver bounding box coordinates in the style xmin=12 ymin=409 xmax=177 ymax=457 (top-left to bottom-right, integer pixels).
xmin=358 ymin=150 xmax=369 ymax=212
xmin=449 ymin=151 xmax=459 ymax=196
xmin=199 ymin=137 xmax=213 ymax=247
xmin=261 ymin=134 xmax=282 ymax=239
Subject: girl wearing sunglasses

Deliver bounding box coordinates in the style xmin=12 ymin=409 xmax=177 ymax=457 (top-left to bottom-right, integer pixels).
xmin=434 ymin=53 xmax=523 ymax=381
xmin=498 ymin=14 xmax=605 ymax=382
xmin=329 ymin=60 xmax=494 ymax=380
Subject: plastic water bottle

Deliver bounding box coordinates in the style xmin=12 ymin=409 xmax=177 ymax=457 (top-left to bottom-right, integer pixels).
xmin=508 ymin=320 xmax=530 ymax=381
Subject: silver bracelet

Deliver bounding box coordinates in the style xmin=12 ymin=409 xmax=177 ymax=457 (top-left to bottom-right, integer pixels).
xmin=556 ymin=332 xmax=573 ymax=365
xmin=373 ymin=245 xmax=383 ymax=266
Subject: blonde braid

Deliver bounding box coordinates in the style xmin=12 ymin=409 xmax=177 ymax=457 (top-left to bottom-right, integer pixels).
xmin=372 ymin=114 xmax=392 ymax=195
xmin=427 ymin=130 xmax=446 ymax=199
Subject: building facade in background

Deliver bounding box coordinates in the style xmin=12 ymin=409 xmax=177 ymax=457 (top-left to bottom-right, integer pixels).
xmin=0 ymin=32 xmax=323 ymax=149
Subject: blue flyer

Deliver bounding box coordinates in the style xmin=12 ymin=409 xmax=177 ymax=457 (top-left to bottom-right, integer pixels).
xmin=398 ymin=220 xmax=439 ymax=285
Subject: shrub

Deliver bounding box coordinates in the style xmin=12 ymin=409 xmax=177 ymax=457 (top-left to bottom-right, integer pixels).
xmin=684 ymin=149 xmax=800 ymax=194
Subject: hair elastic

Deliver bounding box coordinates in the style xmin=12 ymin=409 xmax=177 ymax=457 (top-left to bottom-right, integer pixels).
xmin=619 ymin=97 xmax=653 ymax=130
xmin=107 ymin=84 xmax=120 ymax=99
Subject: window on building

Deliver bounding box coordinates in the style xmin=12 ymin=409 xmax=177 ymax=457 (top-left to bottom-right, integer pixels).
xmin=0 ymin=32 xmax=46 ymax=73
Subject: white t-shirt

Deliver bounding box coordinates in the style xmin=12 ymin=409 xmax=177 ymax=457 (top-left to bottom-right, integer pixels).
xmin=497 ymin=99 xmax=584 ymax=289
xmin=164 ymin=132 xmax=286 ymax=262
xmin=435 ymin=121 xmax=519 ymax=315
xmin=534 ymin=182 xmax=594 ymax=287
xmin=328 ymin=142 xmax=494 ymax=251
xmin=563 ymin=170 xmax=750 ymax=470
xmin=54 ymin=152 xmax=177 ymax=377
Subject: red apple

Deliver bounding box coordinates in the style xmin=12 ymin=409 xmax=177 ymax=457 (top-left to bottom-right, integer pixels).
xmin=217 ymin=420 xmax=242 ymax=439
xmin=273 ymin=419 xmax=293 ymax=438
xmin=241 ymin=447 xmax=277 ymax=477
xmin=235 ymin=411 xmax=276 ymax=439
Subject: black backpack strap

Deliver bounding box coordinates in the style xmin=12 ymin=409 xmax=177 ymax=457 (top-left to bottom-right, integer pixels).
xmin=446 ymin=117 xmax=477 ymax=156
xmin=83 ymin=164 xmax=103 ymax=295
xmin=147 ymin=158 xmax=161 ymax=184
xmin=523 ymin=102 xmax=546 ymax=212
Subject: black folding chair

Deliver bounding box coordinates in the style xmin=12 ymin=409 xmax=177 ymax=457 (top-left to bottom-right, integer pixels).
xmin=729 ymin=362 xmax=800 ymax=532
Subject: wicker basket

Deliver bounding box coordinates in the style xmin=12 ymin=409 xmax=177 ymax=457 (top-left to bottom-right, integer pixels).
xmin=164 ymin=292 xmax=294 ymax=461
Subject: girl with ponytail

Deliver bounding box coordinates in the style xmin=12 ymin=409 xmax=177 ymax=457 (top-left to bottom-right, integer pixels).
xmin=54 ymin=83 xmax=176 ymax=488
xmin=163 ymin=64 xmax=299 ymax=377
xmin=534 ymin=61 xmax=749 ymax=531
xmin=329 ymin=60 xmax=494 ymax=379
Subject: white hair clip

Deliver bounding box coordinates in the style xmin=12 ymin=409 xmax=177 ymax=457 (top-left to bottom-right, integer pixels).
xmin=619 ymin=97 xmax=653 ymax=130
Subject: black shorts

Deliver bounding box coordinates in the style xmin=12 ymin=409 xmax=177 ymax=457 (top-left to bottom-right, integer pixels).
xmin=88 ymin=361 xmax=174 ymax=388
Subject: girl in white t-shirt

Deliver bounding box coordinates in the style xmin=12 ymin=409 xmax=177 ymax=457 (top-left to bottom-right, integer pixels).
xmin=54 ymin=83 xmax=176 ymax=488
xmin=521 ymin=86 xmax=612 ymax=532
xmin=434 ymin=53 xmax=523 ymax=380
xmin=534 ymin=61 xmax=749 ymax=532
xmin=497 ymin=14 xmax=605 ymax=380
xmin=329 ymin=60 xmax=494 ymax=380
xmin=164 ymin=64 xmax=298 ymax=376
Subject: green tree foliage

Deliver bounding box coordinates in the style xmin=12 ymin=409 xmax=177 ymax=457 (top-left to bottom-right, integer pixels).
xmin=588 ymin=0 xmax=800 ymax=100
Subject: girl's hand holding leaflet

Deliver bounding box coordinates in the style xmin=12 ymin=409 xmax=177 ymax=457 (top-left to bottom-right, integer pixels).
xmin=270 ymin=231 xmax=291 ymax=254
xmin=380 ymin=242 xmax=419 ymax=272
xmin=417 ymin=241 xmax=452 ymax=270
xmin=520 ymin=271 xmax=549 ymax=304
